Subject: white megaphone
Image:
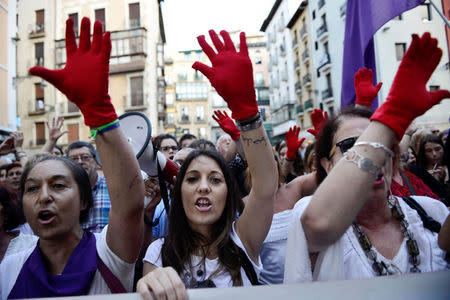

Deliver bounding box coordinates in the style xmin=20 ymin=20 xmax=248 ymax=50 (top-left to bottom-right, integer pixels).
xmin=119 ymin=112 xmax=179 ymax=184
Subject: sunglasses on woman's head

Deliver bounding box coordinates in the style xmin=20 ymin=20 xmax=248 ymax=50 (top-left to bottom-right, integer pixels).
xmin=329 ymin=136 xmax=358 ymax=157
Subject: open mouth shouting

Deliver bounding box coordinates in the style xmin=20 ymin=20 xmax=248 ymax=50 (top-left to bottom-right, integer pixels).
xmin=38 ymin=210 xmax=56 ymax=225
xmin=195 ymin=197 xmax=212 ymax=212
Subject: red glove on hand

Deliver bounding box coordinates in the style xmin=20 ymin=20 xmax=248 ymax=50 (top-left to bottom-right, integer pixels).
xmin=29 ymin=18 xmax=117 ymax=127
xmin=192 ymin=30 xmax=258 ymax=120
xmin=285 ymin=126 xmax=305 ymax=160
xmin=307 ymin=109 xmax=328 ymax=137
xmin=354 ymin=67 xmax=383 ymax=107
xmin=212 ymin=110 xmax=240 ymax=140
xmin=371 ymin=33 xmax=450 ymax=139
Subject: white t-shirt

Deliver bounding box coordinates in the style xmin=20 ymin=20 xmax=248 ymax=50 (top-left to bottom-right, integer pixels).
xmin=143 ymin=222 xmax=262 ymax=287
xmin=3 ymin=232 xmax=37 ymax=258
xmin=284 ymin=196 xmax=449 ymax=283
xmin=0 ymin=225 xmax=135 ymax=299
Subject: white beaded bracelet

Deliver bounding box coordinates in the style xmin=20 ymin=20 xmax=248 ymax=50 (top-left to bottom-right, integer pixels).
xmin=354 ymin=141 xmax=394 ymax=157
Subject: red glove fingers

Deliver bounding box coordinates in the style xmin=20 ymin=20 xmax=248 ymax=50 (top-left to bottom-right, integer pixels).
xmin=192 ymin=30 xmax=258 ymax=121
xmin=29 ymin=18 xmax=117 ymax=127
xmin=371 ymin=33 xmax=450 ymax=139
xmin=285 ymin=126 xmax=305 ymax=160
xmin=212 ymin=110 xmax=241 ymax=140
xmin=307 ymin=109 xmax=328 ymax=137
xmin=354 ymin=67 xmax=383 ymax=107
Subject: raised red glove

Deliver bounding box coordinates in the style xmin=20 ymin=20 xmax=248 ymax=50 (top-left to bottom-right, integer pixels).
xmin=29 ymin=18 xmax=117 ymax=127
xmin=354 ymin=67 xmax=382 ymax=107
xmin=212 ymin=110 xmax=240 ymax=140
xmin=285 ymin=126 xmax=305 ymax=160
xmin=371 ymin=33 xmax=450 ymax=139
xmin=192 ymin=30 xmax=258 ymax=120
xmin=307 ymin=109 xmax=328 ymax=137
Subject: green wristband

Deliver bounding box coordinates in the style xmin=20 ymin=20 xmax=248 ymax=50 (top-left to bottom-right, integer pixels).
xmin=89 ymin=119 xmax=119 ymax=139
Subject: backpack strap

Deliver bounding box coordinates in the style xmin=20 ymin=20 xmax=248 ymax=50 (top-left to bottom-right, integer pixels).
xmin=237 ymin=246 xmax=260 ymax=285
xmin=399 ymin=171 xmax=417 ymax=195
xmin=96 ymin=252 xmax=127 ymax=294
xmin=402 ymin=196 xmax=441 ymax=233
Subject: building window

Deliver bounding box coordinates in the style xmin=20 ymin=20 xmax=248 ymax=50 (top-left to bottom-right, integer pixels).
xmin=184 ymin=53 xmax=191 ymax=60
xmin=420 ymin=3 xmax=432 ymax=21
xmin=315 ymin=41 xmax=318 ymax=50
xmin=129 ymin=3 xmax=140 ymax=28
xmin=35 ymin=42 xmax=44 ymax=66
xmin=68 ymin=13 xmax=78 ymax=36
xmin=312 ymin=10 xmax=316 ymax=20
xmin=393 ymin=14 xmax=403 ymax=21
xmin=395 ymin=43 xmax=406 ymax=61
xmin=255 ymin=57 xmax=262 ymax=64
xmin=130 ymin=76 xmax=144 ymax=106
xmin=255 ymin=72 xmax=264 ymax=86
xmin=194 ymin=70 xmax=203 ymax=81
xmin=260 ymin=108 xmax=267 ymax=121
xmin=35 ymin=9 xmax=45 ymax=33
xmin=175 ymin=82 xmax=208 ymax=100
xmin=68 ymin=101 xmax=79 ymax=113
xmin=181 ymin=107 xmax=189 ymax=122
xmin=429 ymin=85 xmax=440 ymax=91
xmin=36 ymin=122 xmax=45 ymax=145
xmin=196 ymin=106 xmax=204 ymax=122
xmin=166 ymin=93 xmax=174 ymax=106
xmin=198 ymin=127 xmax=206 ymax=138
xmin=167 ymin=113 xmax=174 ymax=125
xmin=95 ymin=8 xmax=106 ymax=31
xmin=35 ymin=83 xmax=44 ymax=112
xmin=67 ymin=124 xmax=79 ymax=143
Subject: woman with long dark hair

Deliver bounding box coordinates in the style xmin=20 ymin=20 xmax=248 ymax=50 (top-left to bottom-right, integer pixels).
xmin=137 ymin=29 xmax=277 ymax=298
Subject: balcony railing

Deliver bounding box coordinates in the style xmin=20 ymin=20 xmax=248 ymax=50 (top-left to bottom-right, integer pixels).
xmin=56 ymin=27 xmax=147 ymax=71
xmin=318 ymin=0 xmax=325 ymax=9
xmin=294 ymin=58 xmax=300 ymax=69
xmin=29 ymin=24 xmax=45 ymax=38
xmin=317 ymin=23 xmax=328 ymax=38
xmin=295 ymin=80 xmax=302 ymax=91
xmin=292 ymin=37 xmax=298 ymax=47
xmin=296 ymin=104 xmax=304 ymax=114
xmin=302 ymin=73 xmax=311 ymax=86
xmin=318 ymin=53 xmax=331 ymax=70
xmin=179 ymin=115 xmax=190 ymax=124
xmin=322 ymin=88 xmax=333 ymax=100
xmin=300 ymin=26 xmax=307 ymax=39
xmin=28 ymin=99 xmax=45 ymax=115
xmin=301 ymin=49 xmax=310 ymax=62
xmin=304 ymin=99 xmax=313 ymax=111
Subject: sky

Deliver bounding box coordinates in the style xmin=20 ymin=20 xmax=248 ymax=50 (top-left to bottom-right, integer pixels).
xmin=161 ymin=0 xmax=276 ymax=54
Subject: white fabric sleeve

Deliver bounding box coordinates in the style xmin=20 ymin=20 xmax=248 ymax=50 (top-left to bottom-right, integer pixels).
xmin=96 ymin=225 xmax=135 ymax=292
xmin=410 ymin=196 xmax=449 ymax=224
xmin=143 ymin=238 xmax=164 ymax=267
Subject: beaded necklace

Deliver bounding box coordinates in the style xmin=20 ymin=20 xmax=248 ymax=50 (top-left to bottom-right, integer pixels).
xmin=352 ymin=196 xmax=421 ymax=275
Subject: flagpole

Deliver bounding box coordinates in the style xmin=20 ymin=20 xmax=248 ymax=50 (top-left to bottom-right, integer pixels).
xmin=429 ymin=0 xmax=450 ymax=28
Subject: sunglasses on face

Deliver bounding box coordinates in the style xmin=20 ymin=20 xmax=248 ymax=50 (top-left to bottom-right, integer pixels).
xmin=160 ymin=146 xmax=179 ymax=152
xmin=329 ymin=136 xmax=358 ymax=157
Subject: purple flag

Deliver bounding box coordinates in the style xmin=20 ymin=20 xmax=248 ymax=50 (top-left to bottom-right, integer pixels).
xmin=341 ymin=0 xmax=425 ymax=110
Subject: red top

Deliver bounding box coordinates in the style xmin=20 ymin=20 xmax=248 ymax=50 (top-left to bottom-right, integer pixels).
xmin=391 ymin=170 xmax=439 ymax=200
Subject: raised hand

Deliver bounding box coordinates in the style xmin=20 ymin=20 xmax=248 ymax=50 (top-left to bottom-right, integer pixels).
xmin=307 ymin=108 xmax=328 ymax=137
xmin=212 ymin=110 xmax=240 ymax=140
xmin=29 ymin=18 xmax=117 ymax=127
xmin=354 ymin=67 xmax=382 ymax=107
xmin=47 ymin=116 xmax=68 ymax=142
xmin=371 ymin=32 xmax=450 ymax=139
xmin=10 ymin=131 xmax=24 ymax=150
xmin=192 ymin=30 xmax=258 ymax=120
xmin=0 ymin=136 xmax=15 ymax=156
xmin=285 ymin=126 xmax=305 ymax=160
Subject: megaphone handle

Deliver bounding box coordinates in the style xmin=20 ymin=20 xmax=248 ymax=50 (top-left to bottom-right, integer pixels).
xmin=156 ymin=157 xmax=171 ymax=216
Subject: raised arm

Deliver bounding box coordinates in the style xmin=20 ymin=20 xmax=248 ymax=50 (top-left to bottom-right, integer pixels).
xmin=302 ymin=33 xmax=450 ymax=252
xmin=41 ymin=116 xmax=68 ymax=154
xmin=29 ymin=17 xmax=144 ymax=262
xmin=193 ymin=30 xmax=277 ymax=261
xmin=282 ymin=126 xmax=305 ymax=178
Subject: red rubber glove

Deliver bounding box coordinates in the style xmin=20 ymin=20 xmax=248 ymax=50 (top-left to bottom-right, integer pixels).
xmin=307 ymin=109 xmax=328 ymax=137
xmin=285 ymin=126 xmax=305 ymax=160
xmin=212 ymin=110 xmax=240 ymax=140
xmin=371 ymin=33 xmax=450 ymax=139
xmin=354 ymin=67 xmax=383 ymax=107
xmin=29 ymin=18 xmax=117 ymax=127
xmin=192 ymin=30 xmax=258 ymax=120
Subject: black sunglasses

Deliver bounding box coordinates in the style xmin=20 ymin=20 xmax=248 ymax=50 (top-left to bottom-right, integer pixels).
xmin=329 ymin=136 xmax=358 ymax=157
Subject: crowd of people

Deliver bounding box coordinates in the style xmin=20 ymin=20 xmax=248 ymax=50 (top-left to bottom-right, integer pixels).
xmin=0 ymin=17 xmax=449 ymax=299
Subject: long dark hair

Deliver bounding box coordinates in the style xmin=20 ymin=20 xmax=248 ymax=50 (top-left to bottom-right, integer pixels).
xmin=0 ymin=183 xmax=24 ymax=231
xmin=417 ymin=134 xmax=444 ymax=168
xmin=315 ymin=108 xmax=372 ymax=184
xmin=161 ymin=150 xmax=244 ymax=286
xmin=19 ymin=156 xmax=93 ymax=224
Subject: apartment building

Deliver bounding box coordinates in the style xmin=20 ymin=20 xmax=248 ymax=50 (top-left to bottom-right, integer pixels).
xmin=16 ymin=0 xmax=166 ymax=149
xmin=0 ymin=0 xmax=17 ymax=133
xmin=287 ymin=0 xmax=317 ymax=130
xmin=260 ymin=0 xmax=301 ymax=142
xmin=166 ymin=49 xmax=211 ymax=140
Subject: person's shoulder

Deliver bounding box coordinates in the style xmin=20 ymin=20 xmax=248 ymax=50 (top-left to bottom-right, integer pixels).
xmin=292 ymin=195 xmax=313 ymax=212
xmin=401 ymin=196 xmax=448 ymax=223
